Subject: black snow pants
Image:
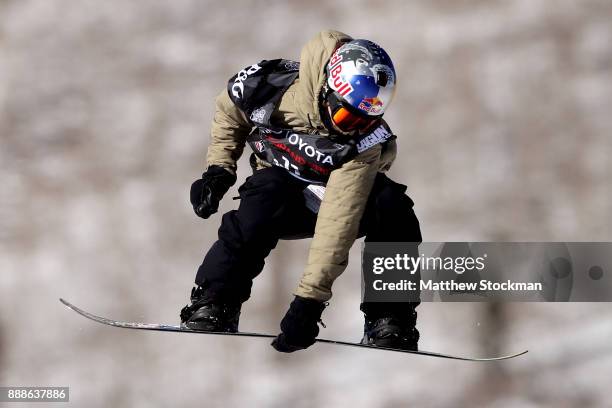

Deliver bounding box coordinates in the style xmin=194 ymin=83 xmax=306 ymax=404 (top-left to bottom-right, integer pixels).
xmin=194 ymin=166 xmax=422 ymax=318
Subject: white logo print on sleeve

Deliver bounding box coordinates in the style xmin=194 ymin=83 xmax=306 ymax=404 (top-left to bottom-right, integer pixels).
xmin=231 ymin=64 xmax=262 ymax=99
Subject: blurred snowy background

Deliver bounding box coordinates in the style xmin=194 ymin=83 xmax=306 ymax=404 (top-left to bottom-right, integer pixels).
xmin=1 ymin=0 xmax=611 ymax=407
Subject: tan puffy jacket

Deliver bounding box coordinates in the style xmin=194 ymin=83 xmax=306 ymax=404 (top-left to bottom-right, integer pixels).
xmin=206 ymin=30 xmax=397 ymax=302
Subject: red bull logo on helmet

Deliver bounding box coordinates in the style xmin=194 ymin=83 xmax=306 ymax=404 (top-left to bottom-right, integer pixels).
xmin=358 ymin=97 xmax=384 ymax=115
xmin=327 ymin=50 xmax=354 ymax=97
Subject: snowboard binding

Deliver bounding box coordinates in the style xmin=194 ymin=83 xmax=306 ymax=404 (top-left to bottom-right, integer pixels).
xmin=180 ymin=286 xmax=241 ymax=332
xmin=361 ymin=314 xmax=419 ymax=351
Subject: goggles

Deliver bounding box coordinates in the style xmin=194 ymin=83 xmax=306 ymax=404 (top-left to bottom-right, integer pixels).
xmin=326 ymin=92 xmax=381 ymax=133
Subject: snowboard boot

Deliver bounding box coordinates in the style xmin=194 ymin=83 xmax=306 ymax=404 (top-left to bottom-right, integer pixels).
xmin=180 ymin=286 xmax=241 ymax=332
xmin=361 ymin=310 xmax=419 ymax=351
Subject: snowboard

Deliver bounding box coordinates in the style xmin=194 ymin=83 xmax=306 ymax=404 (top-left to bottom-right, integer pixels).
xmin=60 ymin=298 xmax=527 ymax=362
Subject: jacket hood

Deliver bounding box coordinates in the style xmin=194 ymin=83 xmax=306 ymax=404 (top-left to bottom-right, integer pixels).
xmin=295 ymin=30 xmax=352 ymax=129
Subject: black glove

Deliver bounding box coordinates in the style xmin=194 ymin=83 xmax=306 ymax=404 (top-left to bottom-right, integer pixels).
xmin=271 ymin=296 xmax=326 ymax=353
xmin=190 ymin=165 xmax=236 ymax=219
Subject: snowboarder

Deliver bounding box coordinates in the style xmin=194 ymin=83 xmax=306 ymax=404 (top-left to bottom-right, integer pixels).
xmin=180 ymin=30 xmax=422 ymax=353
